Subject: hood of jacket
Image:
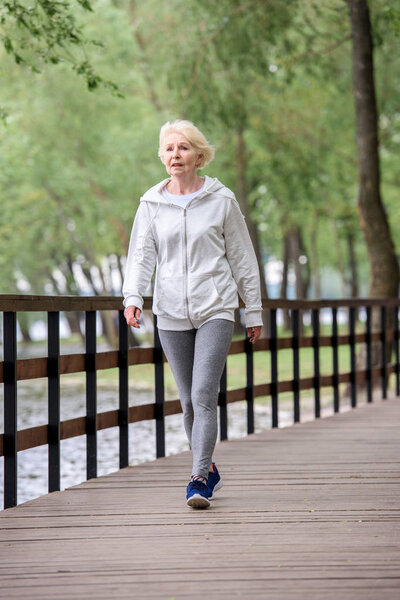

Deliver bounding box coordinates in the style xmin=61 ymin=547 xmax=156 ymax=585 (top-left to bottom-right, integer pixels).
xmin=140 ymin=175 xmax=232 ymax=205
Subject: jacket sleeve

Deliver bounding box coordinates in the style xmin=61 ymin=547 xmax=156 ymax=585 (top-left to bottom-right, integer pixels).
xmin=224 ymin=197 xmax=263 ymax=328
xmin=122 ymin=202 xmax=157 ymax=311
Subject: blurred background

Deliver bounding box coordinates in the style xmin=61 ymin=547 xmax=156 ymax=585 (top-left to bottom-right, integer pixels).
xmin=1 ymin=0 xmax=399 ymax=342
xmin=0 ymin=0 xmax=399 ymax=502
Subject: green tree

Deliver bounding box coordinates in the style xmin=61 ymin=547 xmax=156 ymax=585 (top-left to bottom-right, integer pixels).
xmin=0 ymin=0 xmax=399 ymax=315
xmin=346 ymin=0 xmax=399 ymax=300
xmin=0 ymin=0 xmax=121 ymax=121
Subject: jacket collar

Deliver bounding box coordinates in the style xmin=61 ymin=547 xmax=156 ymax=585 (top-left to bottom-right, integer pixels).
xmin=141 ymin=175 xmax=227 ymax=205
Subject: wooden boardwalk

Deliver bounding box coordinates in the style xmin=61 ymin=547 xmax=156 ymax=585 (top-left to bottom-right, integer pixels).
xmin=0 ymin=397 xmax=399 ymax=600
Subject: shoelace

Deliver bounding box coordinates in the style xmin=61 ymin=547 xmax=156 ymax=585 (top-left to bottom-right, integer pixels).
xmin=189 ymin=480 xmax=207 ymax=491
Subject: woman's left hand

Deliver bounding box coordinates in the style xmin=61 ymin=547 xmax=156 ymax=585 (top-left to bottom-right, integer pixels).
xmin=247 ymin=326 xmax=262 ymax=344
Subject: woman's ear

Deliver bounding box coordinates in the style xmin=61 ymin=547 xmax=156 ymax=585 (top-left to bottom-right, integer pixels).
xmin=196 ymin=154 xmax=203 ymax=167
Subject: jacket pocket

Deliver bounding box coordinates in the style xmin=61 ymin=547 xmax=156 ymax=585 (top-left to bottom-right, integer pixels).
xmin=155 ymin=276 xmax=185 ymax=319
xmin=189 ymin=274 xmax=223 ymax=319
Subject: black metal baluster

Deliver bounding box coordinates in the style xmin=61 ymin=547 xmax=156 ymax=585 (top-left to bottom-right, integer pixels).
xmin=119 ymin=310 xmax=129 ymax=469
xmin=48 ymin=311 xmax=60 ymax=493
xmin=153 ymin=315 xmax=165 ymax=458
xmin=312 ymin=309 xmax=320 ymax=418
xmin=366 ymin=306 xmax=372 ymax=403
xmin=85 ymin=311 xmax=97 ymax=479
xmin=332 ymin=308 xmax=339 ymax=413
xmin=349 ymin=307 xmax=357 ymax=408
xmin=292 ymin=309 xmax=300 ymax=423
xmin=245 ymin=330 xmax=254 ymax=434
xmin=3 ymin=312 xmax=17 ymax=509
xmin=270 ymin=309 xmax=278 ymax=428
xmin=394 ymin=306 xmax=400 ymax=397
xmin=381 ymin=306 xmax=387 ymax=399
xmin=219 ymin=363 xmax=228 ymax=441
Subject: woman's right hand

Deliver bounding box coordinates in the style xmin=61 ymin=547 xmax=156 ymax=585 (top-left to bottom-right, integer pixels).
xmin=124 ymin=306 xmax=142 ymax=328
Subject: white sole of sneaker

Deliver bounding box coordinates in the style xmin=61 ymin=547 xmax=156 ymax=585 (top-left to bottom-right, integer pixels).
xmin=187 ymin=494 xmax=210 ymax=508
xmin=208 ymin=478 xmax=223 ymax=500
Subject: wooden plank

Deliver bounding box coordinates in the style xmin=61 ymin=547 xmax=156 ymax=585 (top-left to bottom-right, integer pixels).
xmin=0 ymin=396 xmax=399 ymax=599
xmin=0 ymin=295 xmax=125 ymax=312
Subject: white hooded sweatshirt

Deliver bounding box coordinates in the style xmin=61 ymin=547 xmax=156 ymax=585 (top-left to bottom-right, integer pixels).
xmin=123 ymin=175 xmax=263 ymax=331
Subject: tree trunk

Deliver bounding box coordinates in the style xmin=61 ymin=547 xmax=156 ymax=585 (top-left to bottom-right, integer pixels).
xmin=280 ymin=226 xmax=306 ymax=334
xmin=236 ymin=122 xmax=269 ymax=336
xmin=47 ymin=268 xmax=83 ymax=340
xmin=91 ymin=263 xmax=118 ymax=349
xmin=17 ymin=314 xmax=33 ymax=343
xmin=116 ymin=253 xmax=125 ymax=277
xmin=332 ymin=219 xmax=347 ymax=296
xmin=348 ymin=0 xmax=399 ymax=392
xmin=116 ymin=254 xmax=125 ymax=292
xmin=284 ymin=226 xmax=305 ymax=300
xmin=346 ymin=230 xmax=359 ymax=298
xmin=290 ymin=227 xmax=304 ymax=300
xmin=299 ymin=228 xmax=311 ymax=299
xmin=280 ymin=230 xmax=291 ymax=331
xmin=310 ymin=215 xmax=321 ymax=298
xmin=348 ymin=0 xmax=399 ymax=299
xmin=289 ymin=226 xmax=306 ymax=335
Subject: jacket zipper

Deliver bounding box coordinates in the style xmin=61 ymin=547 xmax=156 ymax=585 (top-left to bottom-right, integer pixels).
xmin=183 ymin=208 xmax=190 ymax=319
xmin=169 ymin=194 xmax=206 ymax=322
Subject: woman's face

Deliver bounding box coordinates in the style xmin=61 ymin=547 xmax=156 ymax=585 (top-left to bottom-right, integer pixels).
xmin=162 ymin=132 xmax=200 ymax=177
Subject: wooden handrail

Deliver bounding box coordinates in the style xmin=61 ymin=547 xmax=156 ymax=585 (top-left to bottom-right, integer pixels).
xmin=0 ymin=294 xmax=399 ymax=312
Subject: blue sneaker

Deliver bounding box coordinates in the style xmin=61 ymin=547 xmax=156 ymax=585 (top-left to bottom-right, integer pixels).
xmin=207 ymin=463 xmax=223 ymax=499
xmin=186 ymin=479 xmax=210 ymax=508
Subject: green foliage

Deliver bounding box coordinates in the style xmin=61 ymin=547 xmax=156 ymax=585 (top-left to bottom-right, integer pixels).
xmin=0 ymin=0 xmax=398 ymax=300
xmin=0 ymin=0 xmax=121 ymax=94
xmin=370 ymin=0 xmax=400 ymax=43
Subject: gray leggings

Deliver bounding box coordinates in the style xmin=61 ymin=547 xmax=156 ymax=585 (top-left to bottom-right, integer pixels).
xmin=158 ymin=319 xmax=234 ymax=479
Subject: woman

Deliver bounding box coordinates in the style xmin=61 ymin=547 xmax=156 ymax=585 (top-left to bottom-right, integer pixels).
xmin=123 ymin=120 xmax=263 ymax=509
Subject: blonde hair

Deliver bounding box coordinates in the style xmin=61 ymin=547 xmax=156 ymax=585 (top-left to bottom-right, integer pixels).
xmin=158 ymin=120 xmax=215 ymax=169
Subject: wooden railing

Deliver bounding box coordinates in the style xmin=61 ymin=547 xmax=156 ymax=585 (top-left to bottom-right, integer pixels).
xmin=1 ymin=295 xmax=399 ymax=509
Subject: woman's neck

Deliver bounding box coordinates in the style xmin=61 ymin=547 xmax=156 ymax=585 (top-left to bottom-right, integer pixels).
xmin=167 ymin=174 xmax=205 ymax=195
